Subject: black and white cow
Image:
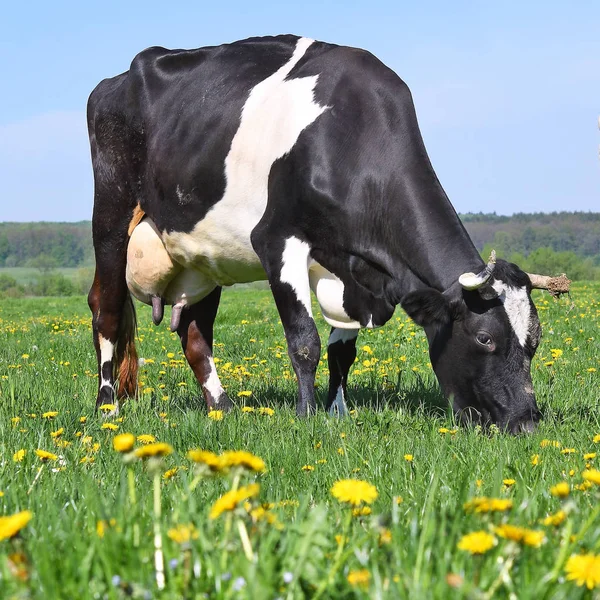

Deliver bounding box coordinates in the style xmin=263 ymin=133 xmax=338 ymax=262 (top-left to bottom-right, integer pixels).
xmin=88 ymin=35 xmax=547 ymax=433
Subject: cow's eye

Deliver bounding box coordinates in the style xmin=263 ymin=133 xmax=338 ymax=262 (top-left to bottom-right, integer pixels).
xmin=476 ymin=331 xmax=494 ymax=348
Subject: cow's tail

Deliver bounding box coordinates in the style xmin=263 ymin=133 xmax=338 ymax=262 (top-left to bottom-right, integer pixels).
xmin=115 ymin=293 xmax=139 ymax=399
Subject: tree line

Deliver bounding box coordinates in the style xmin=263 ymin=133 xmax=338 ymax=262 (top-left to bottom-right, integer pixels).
xmin=0 ymin=212 xmax=598 ymax=297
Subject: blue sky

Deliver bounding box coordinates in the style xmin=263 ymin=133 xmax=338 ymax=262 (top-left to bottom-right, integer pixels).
xmin=0 ymin=0 xmax=598 ymax=221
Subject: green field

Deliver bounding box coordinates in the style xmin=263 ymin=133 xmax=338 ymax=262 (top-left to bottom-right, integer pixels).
xmin=0 ymin=285 xmax=599 ymax=598
xmin=0 ymin=267 xmax=85 ymax=285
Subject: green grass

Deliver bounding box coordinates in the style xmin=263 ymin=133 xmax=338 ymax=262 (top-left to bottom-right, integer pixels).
xmin=0 ymin=285 xmax=599 ymax=598
xmin=0 ymin=267 xmax=87 ymax=285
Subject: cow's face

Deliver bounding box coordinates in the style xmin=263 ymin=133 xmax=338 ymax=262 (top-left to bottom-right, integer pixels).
xmin=401 ymin=260 xmax=542 ymax=434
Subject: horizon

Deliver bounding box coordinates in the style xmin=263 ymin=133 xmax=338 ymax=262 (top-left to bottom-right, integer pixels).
xmin=1 ymin=0 xmax=598 ymax=221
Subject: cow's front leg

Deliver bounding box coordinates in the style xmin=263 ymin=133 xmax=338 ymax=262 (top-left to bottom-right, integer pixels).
xmin=177 ymin=288 xmax=233 ymax=411
xmin=326 ymin=328 xmax=359 ymax=416
xmin=252 ymin=235 xmax=320 ymax=417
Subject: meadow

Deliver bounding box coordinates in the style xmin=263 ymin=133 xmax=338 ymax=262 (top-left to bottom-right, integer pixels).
xmin=0 ymin=284 xmax=599 ymax=599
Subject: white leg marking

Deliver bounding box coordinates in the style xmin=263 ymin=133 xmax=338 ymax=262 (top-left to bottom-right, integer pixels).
xmin=162 ymin=37 xmax=329 ymax=287
xmin=328 ymin=385 xmax=348 ymax=417
xmin=280 ymin=237 xmax=313 ymax=317
xmin=203 ymin=357 xmax=226 ymax=401
xmin=491 ymin=282 xmax=531 ymax=346
xmin=328 ymin=328 xmax=359 ymax=346
xmin=99 ymin=335 xmax=115 ymax=389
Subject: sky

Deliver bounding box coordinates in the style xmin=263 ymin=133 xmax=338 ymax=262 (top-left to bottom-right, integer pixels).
xmin=0 ymin=0 xmax=598 ymax=221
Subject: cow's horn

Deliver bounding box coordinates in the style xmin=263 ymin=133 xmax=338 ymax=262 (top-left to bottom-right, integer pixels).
xmin=527 ymin=272 xmax=571 ymax=297
xmin=459 ymin=250 xmax=497 ymax=290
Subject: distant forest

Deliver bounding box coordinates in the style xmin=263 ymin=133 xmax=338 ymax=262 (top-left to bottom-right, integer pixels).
xmin=0 ymin=212 xmax=599 ymax=295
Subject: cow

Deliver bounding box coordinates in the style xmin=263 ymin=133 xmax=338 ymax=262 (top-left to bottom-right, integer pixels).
xmin=87 ymin=34 xmax=562 ymax=433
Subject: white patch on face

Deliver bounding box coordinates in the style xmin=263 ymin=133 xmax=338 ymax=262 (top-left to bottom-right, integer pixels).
xmin=308 ymin=261 xmax=361 ymax=329
xmin=280 ymin=237 xmax=313 ymax=317
xmin=99 ymin=334 xmax=114 ymax=389
xmin=491 ymin=281 xmax=531 ymax=346
xmin=162 ymin=37 xmax=329 ymax=288
xmin=328 ymin=385 xmax=348 ymax=417
xmin=328 ymin=328 xmax=359 ymax=346
xmin=203 ymin=356 xmax=226 ymax=401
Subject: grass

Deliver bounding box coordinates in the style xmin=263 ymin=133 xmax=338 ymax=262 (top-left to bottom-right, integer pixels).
xmin=0 ymin=284 xmax=599 ymax=598
xmin=0 ymin=267 xmax=88 ymax=285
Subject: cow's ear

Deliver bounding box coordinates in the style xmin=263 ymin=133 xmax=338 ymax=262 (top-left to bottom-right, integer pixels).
xmin=401 ymin=289 xmax=455 ymax=327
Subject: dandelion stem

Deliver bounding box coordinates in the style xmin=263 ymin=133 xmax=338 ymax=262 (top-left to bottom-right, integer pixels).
xmin=153 ymin=470 xmax=165 ymax=590
xmin=237 ymin=519 xmax=254 ymax=562
xmin=484 ymin=553 xmax=515 ymax=599
xmin=127 ymin=467 xmax=140 ymax=547
xmin=27 ymin=465 xmax=44 ymax=495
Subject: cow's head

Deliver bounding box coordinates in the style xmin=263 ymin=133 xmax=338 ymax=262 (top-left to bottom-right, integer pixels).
xmin=401 ymin=254 xmax=543 ymax=434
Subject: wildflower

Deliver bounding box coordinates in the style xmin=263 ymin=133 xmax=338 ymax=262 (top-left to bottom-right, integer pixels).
xmin=134 ymin=442 xmax=173 ymax=459
xmin=237 ymin=390 xmax=252 ymax=397
xmin=594 ymin=434 xmax=600 ymax=444
xmin=0 ymin=511 xmax=33 ymax=541
xmin=542 ymin=510 xmax=566 ymax=527
xmin=582 ymin=469 xmax=600 ymax=485
xmin=584 ymin=453 xmax=596 ymax=460
xmin=187 ymin=449 xmax=223 ymax=471
xmin=220 ymin=450 xmax=266 ymax=472
xmin=208 ymin=410 xmax=223 ymax=421
xmin=379 ymin=528 xmax=392 ymax=545
xmin=101 ymin=423 xmax=118 ymax=431
xmin=550 ymin=482 xmax=570 ymax=498
xmin=35 ymin=449 xmax=58 ymax=462
xmin=50 ymin=428 xmax=64 ymax=439
xmin=439 ymin=427 xmax=458 ymax=435
xmin=531 ymin=454 xmax=540 ymax=466
xmin=347 ymin=569 xmax=370 ymax=589
xmin=550 ymin=348 xmax=563 ymax=359
xmin=503 ymin=479 xmax=516 ymax=487
xmin=331 ymin=479 xmax=378 ymax=506
xmin=495 ymin=524 xmax=545 ymax=547
xmin=241 ymin=406 xmax=254 ymax=413
xmin=98 ymin=404 xmax=116 ymax=413
xmin=463 ymin=497 xmax=513 ymax=513
xmin=540 ymin=439 xmax=561 ymax=449
xmin=42 ymin=411 xmax=58 ymax=419
xmin=258 ymin=407 xmax=274 ymax=416
xmin=167 ymin=524 xmax=198 ymax=544
xmin=404 ymin=454 xmax=413 ymax=462
xmin=137 ymin=434 xmax=156 ymax=444
xmin=565 ymin=553 xmax=600 ymax=589
xmin=302 ymin=464 xmax=314 ymax=472
xmin=113 ymin=433 xmax=135 ymax=453
xmin=561 ymin=448 xmax=576 ymax=455
xmin=163 ymin=467 xmax=179 ymax=480
xmin=13 ymin=449 xmax=26 ymax=462
xmin=523 ymin=530 xmax=545 ymax=547
xmin=352 ymin=506 xmax=372 ymax=517
xmin=457 ymin=531 xmax=495 ymax=555
xmin=209 ymin=483 xmax=260 ymax=519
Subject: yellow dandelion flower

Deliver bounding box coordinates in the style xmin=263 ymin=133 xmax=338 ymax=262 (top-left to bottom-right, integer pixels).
xmin=50 ymin=428 xmax=64 ymax=439
xmin=565 ymin=553 xmax=600 ymax=589
xmin=404 ymin=454 xmax=413 ymax=462
xmin=167 ymin=524 xmax=198 ymax=544
xmin=241 ymin=406 xmax=255 ymax=413
xmin=208 ymin=410 xmax=223 ymax=421
xmin=347 ymin=569 xmax=370 ymax=589
xmin=42 ymin=411 xmax=58 ymax=419
xmin=258 ymin=407 xmax=274 ymax=416
xmin=79 ymin=416 xmax=87 ymax=424
xmin=582 ymin=469 xmax=600 ymax=485
xmin=531 ymin=454 xmax=540 ymax=466
xmin=0 ymin=511 xmax=33 ymax=541
xmin=352 ymin=506 xmax=372 ymax=517
xmin=540 ymin=439 xmax=561 ymax=449
xmin=137 ymin=434 xmax=156 ymax=444
xmin=134 ymin=442 xmax=173 ymax=459
xmin=593 ymin=434 xmax=600 ymax=443
xmin=13 ymin=449 xmax=26 ymax=462
xmin=220 ymin=450 xmax=266 ymax=472
xmin=550 ymin=482 xmax=570 ymax=498
xmin=542 ymin=510 xmax=566 ymax=527
xmin=98 ymin=404 xmax=116 ymax=413
xmin=331 ymin=479 xmax=378 ymax=506
xmin=237 ymin=390 xmax=252 ymax=397
xmin=209 ymin=483 xmax=260 ymax=519
xmin=101 ymin=423 xmax=118 ymax=431
xmin=503 ymin=479 xmax=516 ymax=487
xmin=561 ymin=448 xmax=576 ymax=455
xmin=584 ymin=453 xmax=596 ymax=460
xmin=463 ymin=497 xmax=513 ymax=513
xmin=163 ymin=467 xmax=179 ymax=480
xmin=187 ymin=449 xmax=223 ymax=471
xmin=550 ymin=348 xmax=563 ymax=359
xmin=113 ymin=433 xmax=135 ymax=453
xmin=302 ymin=464 xmax=315 ymax=472
xmin=457 ymin=531 xmax=495 ymax=555
xmin=35 ymin=449 xmax=58 ymax=462
xmin=379 ymin=528 xmax=392 ymax=545
xmin=523 ymin=529 xmax=545 ymax=547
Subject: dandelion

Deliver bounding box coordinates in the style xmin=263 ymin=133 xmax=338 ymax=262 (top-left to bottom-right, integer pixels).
xmin=565 ymin=553 xmax=600 ymax=589
xmin=42 ymin=411 xmax=58 ymax=419
xmin=13 ymin=449 xmax=26 ymax=462
xmin=495 ymin=524 xmax=545 ymax=547
xmin=331 ymin=479 xmax=378 ymax=506
xmin=258 ymin=407 xmax=274 ymax=416
xmin=582 ymin=469 xmax=600 ymax=485
xmin=301 ymin=464 xmax=314 ymax=472
xmin=187 ymin=449 xmax=223 ymax=471
xmin=531 ymin=454 xmax=540 ymax=466
xmin=457 ymin=531 xmax=495 ymax=555
xmin=352 ymin=506 xmax=372 ymax=517
xmin=79 ymin=416 xmax=87 ymax=423
xmin=113 ymin=433 xmax=135 ymax=453
xmin=208 ymin=410 xmax=223 ymax=421
xmin=561 ymin=448 xmax=576 ymax=455
xmin=241 ymin=406 xmax=255 ymax=413
xmin=550 ymin=482 xmax=570 ymax=498
xmin=220 ymin=450 xmax=266 ymax=473
xmin=550 ymin=348 xmax=563 ymax=359
xmin=137 ymin=434 xmax=156 ymax=444
xmin=463 ymin=497 xmax=513 ymax=513
xmin=167 ymin=524 xmax=198 ymax=544
xmin=134 ymin=443 xmax=173 ymax=459
xmin=503 ymin=479 xmax=516 ymax=487
xmin=209 ymin=483 xmax=260 ymax=519
xmin=404 ymin=454 xmax=413 ymax=462
xmin=347 ymin=569 xmax=370 ymax=589
xmin=35 ymin=449 xmax=58 ymax=462
xmin=594 ymin=434 xmax=600 ymax=444
xmin=584 ymin=453 xmax=596 ymax=460
xmin=101 ymin=423 xmax=119 ymax=431
xmin=0 ymin=511 xmax=33 ymax=541
xmin=98 ymin=404 xmax=116 ymax=413
xmin=542 ymin=510 xmax=566 ymax=527
xmin=237 ymin=390 xmax=252 ymax=397
xmin=540 ymin=439 xmax=561 ymax=449
xmin=50 ymin=428 xmax=64 ymax=439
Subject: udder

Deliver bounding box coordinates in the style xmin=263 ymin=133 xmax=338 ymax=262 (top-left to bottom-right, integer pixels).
xmin=126 ymin=218 xmax=217 ymax=329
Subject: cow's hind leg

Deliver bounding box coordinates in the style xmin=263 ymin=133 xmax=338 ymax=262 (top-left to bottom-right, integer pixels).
xmin=251 ymin=233 xmax=320 ymax=417
xmin=326 ymin=328 xmax=359 ymax=416
xmin=177 ymin=288 xmax=233 ymax=411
